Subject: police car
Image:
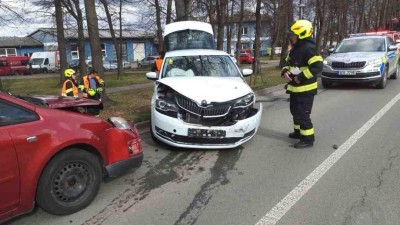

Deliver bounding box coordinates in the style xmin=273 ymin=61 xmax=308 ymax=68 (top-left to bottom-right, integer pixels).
xmin=321 ymin=35 xmax=399 ymax=89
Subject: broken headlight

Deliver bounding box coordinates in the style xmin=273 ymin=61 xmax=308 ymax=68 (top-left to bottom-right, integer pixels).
xmin=233 ymin=93 xmax=254 ymax=108
xmin=155 ymin=99 xmax=179 ymax=117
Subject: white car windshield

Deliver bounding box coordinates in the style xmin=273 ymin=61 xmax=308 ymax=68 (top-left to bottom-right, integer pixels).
xmin=335 ymin=38 xmax=385 ymax=53
xmin=162 ymin=55 xmax=240 ymax=78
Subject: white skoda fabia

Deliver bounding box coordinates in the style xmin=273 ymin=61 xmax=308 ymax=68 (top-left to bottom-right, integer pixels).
xmin=146 ymin=49 xmax=262 ymax=149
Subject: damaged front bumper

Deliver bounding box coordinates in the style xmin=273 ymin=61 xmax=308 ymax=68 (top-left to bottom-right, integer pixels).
xmin=151 ymin=103 xmax=263 ymax=149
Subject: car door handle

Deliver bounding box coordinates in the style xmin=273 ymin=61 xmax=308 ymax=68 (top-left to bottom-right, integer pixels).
xmin=26 ymin=136 xmax=38 ymax=143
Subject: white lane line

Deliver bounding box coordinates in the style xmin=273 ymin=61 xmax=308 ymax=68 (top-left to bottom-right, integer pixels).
xmin=255 ymin=92 xmax=400 ymax=225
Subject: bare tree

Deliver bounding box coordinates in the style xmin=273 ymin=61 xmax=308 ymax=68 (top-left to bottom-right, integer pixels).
xmin=175 ymin=0 xmax=193 ymax=21
xmin=155 ymin=0 xmax=164 ymax=51
xmin=100 ymin=0 xmax=123 ymax=78
xmin=55 ymin=0 xmax=68 ymax=84
xmin=84 ymin=0 xmax=104 ymax=76
xmin=252 ymin=0 xmax=262 ymax=77
xmin=216 ymin=0 xmax=228 ymax=50
xmin=235 ymin=0 xmax=244 ymax=63
xmin=61 ymin=0 xmax=87 ymax=76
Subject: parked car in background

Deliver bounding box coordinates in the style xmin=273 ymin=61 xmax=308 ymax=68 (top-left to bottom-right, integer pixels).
xmin=322 ymin=35 xmax=399 ymax=89
xmin=0 ymin=56 xmax=30 ymax=75
xmin=87 ymin=60 xmax=118 ymax=71
xmin=27 ymin=51 xmax=59 ymax=74
xmin=110 ymin=59 xmax=131 ymax=69
xmin=239 ymin=53 xmax=254 ymax=64
xmin=0 ymin=92 xmax=143 ymax=223
xmin=138 ymin=56 xmax=158 ymax=68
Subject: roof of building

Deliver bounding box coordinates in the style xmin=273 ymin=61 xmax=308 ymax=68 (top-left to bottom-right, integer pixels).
xmin=28 ymin=28 xmax=155 ymax=39
xmin=0 ymin=36 xmax=44 ymax=48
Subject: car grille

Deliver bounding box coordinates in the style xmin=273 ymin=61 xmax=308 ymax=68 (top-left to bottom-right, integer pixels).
xmin=175 ymin=95 xmax=231 ymax=118
xmin=331 ymin=61 xmax=366 ymax=69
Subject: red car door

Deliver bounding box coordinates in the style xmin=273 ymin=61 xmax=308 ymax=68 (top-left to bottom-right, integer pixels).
xmin=0 ymin=128 xmax=20 ymax=214
xmin=0 ymin=98 xmax=40 ymax=216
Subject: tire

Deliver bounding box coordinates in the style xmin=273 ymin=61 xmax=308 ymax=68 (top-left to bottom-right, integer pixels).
xmin=321 ymin=78 xmax=333 ymax=88
xmin=390 ymin=64 xmax=399 ymax=79
xmin=42 ymin=68 xmax=48 ymax=73
xmin=376 ymin=67 xmax=388 ymax=89
xmin=36 ymin=149 xmax=102 ymax=215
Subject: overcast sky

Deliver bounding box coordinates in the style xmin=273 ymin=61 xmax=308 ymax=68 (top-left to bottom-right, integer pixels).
xmin=0 ymin=0 xmax=144 ymax=37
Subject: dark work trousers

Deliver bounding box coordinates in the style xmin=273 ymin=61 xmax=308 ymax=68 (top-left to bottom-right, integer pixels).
xmin=290 ymin=93 xmax=315 ymax=143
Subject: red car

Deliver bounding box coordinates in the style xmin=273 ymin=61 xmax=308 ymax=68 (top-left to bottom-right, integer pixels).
xmin=0 ymin=92 xmax=143 ymax=223
xmin=239 ymin=53 xmax=254 ymax=64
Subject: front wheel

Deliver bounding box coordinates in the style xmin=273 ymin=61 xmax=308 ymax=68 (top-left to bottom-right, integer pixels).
xmin=376 ymin=67 xmax=388 ymax=89
xmin=321 ymin=78 xmax=333 ymax=88
xmin=390 ymin=64 xmax=399 ymax=79
xmin=36 ymin=149 xmax=102 ymax=215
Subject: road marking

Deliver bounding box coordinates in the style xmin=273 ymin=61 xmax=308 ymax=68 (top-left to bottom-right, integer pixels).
xmin=255 ymin=92 xmax=400 ymax=225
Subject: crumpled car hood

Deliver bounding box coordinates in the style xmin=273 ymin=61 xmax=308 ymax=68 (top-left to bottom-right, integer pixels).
xmin=19 ymin=95 xmax=101 ymax=109
xmin=327 ymin=52 xmax=386 ymax=62
xmin=157 ymin=77 xmax=253 ymax=103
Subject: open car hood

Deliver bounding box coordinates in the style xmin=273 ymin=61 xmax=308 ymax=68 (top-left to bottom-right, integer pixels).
xmin=17 ymin=95 xmax=101 ymax=109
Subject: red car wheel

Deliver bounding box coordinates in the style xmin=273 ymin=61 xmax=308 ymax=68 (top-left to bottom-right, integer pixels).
xmin=36 ymin=149 xmax=102 ymax=215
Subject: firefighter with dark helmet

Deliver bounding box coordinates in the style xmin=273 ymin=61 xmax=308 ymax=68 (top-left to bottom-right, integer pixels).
xmin=61 ymin=68 xmax=83 ymax=97
xmin=281 ymin=19 xmax=323 ymax=149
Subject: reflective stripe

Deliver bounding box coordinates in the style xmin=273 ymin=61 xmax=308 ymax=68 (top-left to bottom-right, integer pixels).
xmin=308 ymin=56 xmax=323 ymax=65
xmin=65 ymin=88 xmax=73 ymax=93
xmin=294 ymin=124 xmax=300 ymax=130
xmin=286 ymin=82 xmax=318 ymax=93
xmin=303 ymin=68 xmax=313 ymax=79
xmin=300 ymin=128 xmax=314 ymax=136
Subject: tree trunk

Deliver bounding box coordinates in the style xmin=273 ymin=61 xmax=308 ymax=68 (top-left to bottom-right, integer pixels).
xmin=252 ymin=0 xmax=262 ymax=78
xmin=166 ymin=0 xmax=173 ymax=24
xmin=55 ymin=0 xmax=68 ymax=85
xmin=155 ymin=0 xmax=164 ymax=51
xmin=100 ymin=0 xmax=122 ymax=78
xmin=85 ymin=0 xmax=110 ymax=104
xmin=226 ymin=0 xmax=234 ymax=54
xmin=236 ymin=0 xmax=244 ymax=63
xmin=74 ymin=0 xmax=86 ymax=77
xmin=175 ymin=0 xmax=192 ymax=21
xmin=85 ymin=0 xmax=104 ymax=76
xmin=216 ymin=0 xmax=227 ymax=50
xmin=61 ymin=0 xmax=86 ymax=77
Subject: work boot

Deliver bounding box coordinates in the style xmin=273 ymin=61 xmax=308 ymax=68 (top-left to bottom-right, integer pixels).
xmin=293 ymin=140 xmax=313 ymax=149
xmin=288 ymin=132 xmax=301 ymax=139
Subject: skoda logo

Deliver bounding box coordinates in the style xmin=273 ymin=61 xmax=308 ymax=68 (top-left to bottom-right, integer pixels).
xmin=201 ymin=100 xmax=207 ymax=106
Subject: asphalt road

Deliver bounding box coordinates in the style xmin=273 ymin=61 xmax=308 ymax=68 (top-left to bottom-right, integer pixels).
xmin=9 ymin=76 xmax=400 ymax=225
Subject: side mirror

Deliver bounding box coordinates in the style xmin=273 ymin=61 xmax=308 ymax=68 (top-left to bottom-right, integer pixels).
xmin=328 ymin=48 xmax=335 ymax=53
xmin=388 ymin=45 xmax=398 ymax=51
xmin=146 ymin=72 xmax=158 ymax=80
xmin=242 ymin=69 xmax=253 ymax=77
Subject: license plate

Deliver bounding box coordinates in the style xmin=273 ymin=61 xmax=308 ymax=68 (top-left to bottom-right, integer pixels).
xmin=338 ymin=70 xmax=356 ymax=75
xmin=188 ymin=128 xmax=226 ymax=138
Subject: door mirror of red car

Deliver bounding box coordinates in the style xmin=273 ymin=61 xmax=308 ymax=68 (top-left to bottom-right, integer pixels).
xmin=146 ymin=72 xmax=158 ymax=80
xmin=242 ymin=69 xmax=253 ymax=77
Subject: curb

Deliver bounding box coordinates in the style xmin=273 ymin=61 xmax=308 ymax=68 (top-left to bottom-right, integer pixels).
xmin=134 ymin=83 xmax=287 ymax=135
